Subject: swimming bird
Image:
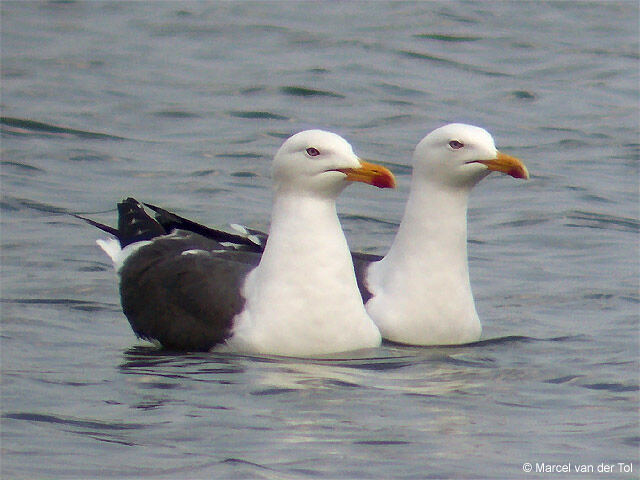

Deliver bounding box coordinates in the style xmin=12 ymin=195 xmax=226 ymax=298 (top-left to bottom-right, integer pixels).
xmin=363 ymin=123 xmax=528 ymax=345
xmin=81 ymin=130 xmax=396 ymax=356
xmin=139 ymin=124 xmax=529 ymax=346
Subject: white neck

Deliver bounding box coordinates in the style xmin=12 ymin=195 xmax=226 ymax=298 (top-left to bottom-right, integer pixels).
xmin=366 ymin=177 xmax=481 ymax=345
xmin=229 ymin=191 xmax=381 ymax=356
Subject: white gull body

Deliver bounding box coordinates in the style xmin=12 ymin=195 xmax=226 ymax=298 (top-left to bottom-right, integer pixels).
xmin=227 ymin=131 xmax=386 ymax=355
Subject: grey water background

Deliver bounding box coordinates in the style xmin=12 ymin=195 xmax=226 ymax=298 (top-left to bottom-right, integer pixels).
xmin=1 ymin=1 xmax=638 ymax=479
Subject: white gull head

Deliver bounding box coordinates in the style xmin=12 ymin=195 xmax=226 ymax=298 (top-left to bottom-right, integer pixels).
xmin=271 ymin=129 xmax=395 ymax=197
xmin=412 ymin=123 xmax=529 ymax=190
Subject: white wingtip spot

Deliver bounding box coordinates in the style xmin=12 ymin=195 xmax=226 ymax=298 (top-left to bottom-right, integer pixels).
xmin=247 ymin=235 xmax=262 ymax=246
xmin=181 ymin=249 xmax=209 ymax=256
xmin=230 ymin=223 xmax=249 ymax=235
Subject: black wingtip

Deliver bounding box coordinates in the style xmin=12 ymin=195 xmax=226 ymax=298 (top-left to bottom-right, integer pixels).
xmin=143 ymin=202 xmax=185 ymax=232
xmin=144 ymin=201 xmax=264 ymax=250
xmin=116 ymin=198 xmax=166 ymax=247
xmin=77 ymin=198 xmax=267 ymax=252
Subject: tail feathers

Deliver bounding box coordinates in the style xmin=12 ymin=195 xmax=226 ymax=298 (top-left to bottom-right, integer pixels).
xmin=117 ymin=198 xmax=166 ymax=247
xmin=96 ymin=237 xmax=122 ymax=265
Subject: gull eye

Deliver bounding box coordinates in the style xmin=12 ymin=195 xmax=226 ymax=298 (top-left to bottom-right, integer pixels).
xmin=306 ymin=147 xmax=320 ymax=157
xmin=449 ymin=140 xmax=464 ymax=150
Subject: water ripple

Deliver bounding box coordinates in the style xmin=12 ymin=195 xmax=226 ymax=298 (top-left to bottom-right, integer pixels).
xmin=2 ymin=412 xmax=145 ymax=431
xmin=0 ymin=117 xmax=124 ymax=140
xmin=1 ymin=160 xmax=45 ymax=174
xmin=152 ymin=110 xmax=201 ymax=119
xmin=2 ymin=196 xmax=66 ymax=214
xmin=227 ymin=110 xmax=289 ymax=120
xmin=279 ymin=86 xmax=346 ymax=98
xmin=1 ymin=297 xmax=114 ymax=312
xmin=414 ymin=33 xmax=482 ymax=43
xmin=398 ymin=50 xmax=510 ymax=77
xmin=581 ymin=383 xmax=639 ymax=393
xmin=565 ymin=210 xmax=640 ymax=233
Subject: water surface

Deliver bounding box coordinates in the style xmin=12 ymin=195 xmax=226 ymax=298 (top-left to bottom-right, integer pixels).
xmin=1 ymin=2 xmax=638 ymax=479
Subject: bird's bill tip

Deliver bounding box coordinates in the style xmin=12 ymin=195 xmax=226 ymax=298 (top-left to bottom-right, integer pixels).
xmin=336 ymin=159 xmax=396 ymax=189
xmin=476 ymin=152 xmax=529 ymax=180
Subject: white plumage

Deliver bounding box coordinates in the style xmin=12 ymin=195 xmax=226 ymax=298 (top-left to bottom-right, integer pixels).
xmin=228 ymin=131 xmax=386 ymax=355
xmin=366 ymin=124 xmax=529 ymax=345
